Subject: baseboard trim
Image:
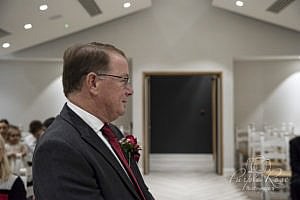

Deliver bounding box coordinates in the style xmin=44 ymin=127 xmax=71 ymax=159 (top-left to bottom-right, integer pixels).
xmin=150 ymin=153 xmax=214 ymax=172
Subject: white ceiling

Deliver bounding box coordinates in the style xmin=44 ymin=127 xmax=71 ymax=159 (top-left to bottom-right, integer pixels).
xmin=212 ymin=0 xmax=300 ymax=33
xmin=0 ymin=0 xmax=152 ymax=56
xmin=0 ymin=0 xmax=299 ymax=57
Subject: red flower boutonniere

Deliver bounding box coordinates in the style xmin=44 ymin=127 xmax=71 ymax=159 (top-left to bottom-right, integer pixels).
xmin=119 ymin=134 xmax=142 ymax=166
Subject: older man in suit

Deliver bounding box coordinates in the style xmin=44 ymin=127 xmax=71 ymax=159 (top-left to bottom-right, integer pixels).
xmin=33 ymin=42 xmax=155 ymax=200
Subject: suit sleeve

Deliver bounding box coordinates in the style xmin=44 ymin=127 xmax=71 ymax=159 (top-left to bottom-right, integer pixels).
xmin=33 ymin=139 xmax=105 ymax=200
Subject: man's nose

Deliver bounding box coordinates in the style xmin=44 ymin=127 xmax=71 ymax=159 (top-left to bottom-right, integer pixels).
xmin=126 ymin=85 xmax=133 ymax=96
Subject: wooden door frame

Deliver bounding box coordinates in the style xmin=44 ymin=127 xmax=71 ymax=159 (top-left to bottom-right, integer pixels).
xmin=142 ymin=71 xmax=223 ymax=175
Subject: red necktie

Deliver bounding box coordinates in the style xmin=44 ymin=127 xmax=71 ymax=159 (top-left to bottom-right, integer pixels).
xmin=101 ymin=123 xmax=146 ymax=200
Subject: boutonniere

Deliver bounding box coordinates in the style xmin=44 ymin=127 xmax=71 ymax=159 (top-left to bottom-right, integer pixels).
xmin=119 ymin=134 xmax=142 ymax=166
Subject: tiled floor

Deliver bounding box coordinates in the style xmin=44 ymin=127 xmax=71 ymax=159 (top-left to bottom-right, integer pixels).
xmin=234 ymin=180 xmax=290 ymax=200
xmin=144 ymin=171 xmax=251 ymax=200
xmin=143 ymin=154 xmax=290 ymax=200
xmin=143 ymin=154 xmax=251 ymax=200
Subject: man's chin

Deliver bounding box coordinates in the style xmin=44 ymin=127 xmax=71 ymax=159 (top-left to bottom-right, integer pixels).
xmin=119 ymin=110 xmax=126 ymax=116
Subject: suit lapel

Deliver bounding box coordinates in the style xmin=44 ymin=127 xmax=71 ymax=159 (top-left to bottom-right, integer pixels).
xmin=59 ymin=104 xmax=140 ymax=199
xmin=109 ymin=124 xmax=149 ymax=198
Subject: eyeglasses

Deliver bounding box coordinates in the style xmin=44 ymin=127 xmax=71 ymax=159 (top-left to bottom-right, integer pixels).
xmin=96 ymin=73 xmax=130 ymax=86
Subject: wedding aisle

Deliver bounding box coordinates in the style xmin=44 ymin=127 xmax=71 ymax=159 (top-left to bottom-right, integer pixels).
xmin=143 ymin=154 xmax=251 ymax=200
xmin=143 ymin=171 xmax=251 ymax=200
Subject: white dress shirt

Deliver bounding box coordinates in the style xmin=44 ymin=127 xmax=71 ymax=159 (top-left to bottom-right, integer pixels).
xmin=66 ymin=101 xmax=127 ymax=173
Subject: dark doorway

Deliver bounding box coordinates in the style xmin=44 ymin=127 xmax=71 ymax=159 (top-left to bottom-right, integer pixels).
xmin=143 ymin=72 xmax=223 ymax=175
xmin=150 ymin=76 xmax=212 ymax=153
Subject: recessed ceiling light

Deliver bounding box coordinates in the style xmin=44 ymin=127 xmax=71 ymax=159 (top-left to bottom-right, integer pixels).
xmin=24 ymin=23 xmax=33 ymax=30
xmin=123 ymin=2 xmax=131 ymax=8
xmin=235 ymin=1 xmax=244 ymax=7
xmin=2 ymin=42 xmax=10 ymax=48
xmin=64 ymin=24 xmax=69 ymax=28
xmin=40 ymin=4 xmax=48 ymax=11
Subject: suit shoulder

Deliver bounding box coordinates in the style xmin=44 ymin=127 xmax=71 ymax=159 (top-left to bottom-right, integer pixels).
xmin=37 ymin=117 xmax=80 ymax=148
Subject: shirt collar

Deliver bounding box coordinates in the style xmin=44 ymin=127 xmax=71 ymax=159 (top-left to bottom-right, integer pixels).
xmin=66 ymin=101 xmax=104 ymax=132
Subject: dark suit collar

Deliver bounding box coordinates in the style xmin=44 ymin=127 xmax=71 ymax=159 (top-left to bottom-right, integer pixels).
xmin=59 ymin=104 xmax=140 ymax=200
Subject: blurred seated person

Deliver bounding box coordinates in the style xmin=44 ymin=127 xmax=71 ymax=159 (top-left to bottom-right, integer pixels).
xmin=0 ymin=119 xmax=10 ymax=142
xmin=24 ymin=120 xmax=45 ymax=164
xmin=0 ymin=136 xmax=26 ymax=200
xmin=290 ymin=136 xmax=300 ymax=200
xmin=43 ymin=117 xmax=55 ymax=129
xmin=5 ymin=125 xmax=27 ymax=175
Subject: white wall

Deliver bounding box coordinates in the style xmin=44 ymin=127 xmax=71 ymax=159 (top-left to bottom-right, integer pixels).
xmin=2 ymin=0 xmax=300 ymax=172
xmin=234 ymin=59 xmax=300 ymax=131
xmin=0 ymin=59 xmax=66 ymax=131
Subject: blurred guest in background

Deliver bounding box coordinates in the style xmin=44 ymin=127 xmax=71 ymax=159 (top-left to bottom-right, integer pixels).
xmin=0 ymin=119 xmax=10 ymax=142
xmin=42 ymin=117 xmax=55 ymax=129
xmin=24 ymin=120 xmax=44 ymax=164
xmin=5 ymin=125 xmax=27 ymax=175
xmin=0 ymin=136 xmax=26 ymax=200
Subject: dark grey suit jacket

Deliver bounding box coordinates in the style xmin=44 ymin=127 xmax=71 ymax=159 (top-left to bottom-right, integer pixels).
xmin=290 ymin=136 xmax=300 ymax=200
xmin=32 ymin=104 xmax=154 ymax=200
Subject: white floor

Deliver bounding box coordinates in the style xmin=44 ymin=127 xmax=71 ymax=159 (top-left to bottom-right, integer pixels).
xmin=144 ymin=171 xmax=251 ymax=200
xmin=143 ymin=154 xmax=251 ymax=200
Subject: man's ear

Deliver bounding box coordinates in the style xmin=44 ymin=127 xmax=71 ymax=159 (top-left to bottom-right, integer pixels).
xmin=86 ymin=72 xmax=100 ymax=95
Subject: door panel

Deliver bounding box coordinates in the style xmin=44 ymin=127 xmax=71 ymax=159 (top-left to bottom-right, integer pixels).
xmin=150 ymin=76 xmax=212 ymax=153
xmin=143 ymin=72 xmax=223 ymax=175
